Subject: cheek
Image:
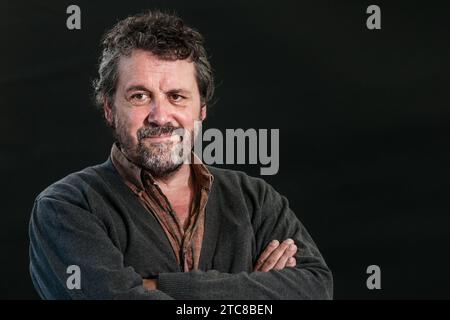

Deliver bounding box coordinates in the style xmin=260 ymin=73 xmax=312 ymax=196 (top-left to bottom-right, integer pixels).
xmin=175 ymin=114 xmax=195 ymax=132
xmin=116 ymin=110 xmax=145 ymax=137
xmin=127 ymin=112 xmax=145 ymax=129
xmin=176 ymin=106 xmax=202 ymax=129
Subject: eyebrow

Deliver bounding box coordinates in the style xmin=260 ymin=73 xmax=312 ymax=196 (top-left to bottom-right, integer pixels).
xmin=166 ymin=88 xmax=191 ymax=96
xmin=125 ymin=85 xmax=150 ymax=94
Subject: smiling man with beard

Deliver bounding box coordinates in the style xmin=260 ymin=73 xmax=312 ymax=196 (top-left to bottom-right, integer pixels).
xmin=28 ymin=10 xmax=333 ymax=300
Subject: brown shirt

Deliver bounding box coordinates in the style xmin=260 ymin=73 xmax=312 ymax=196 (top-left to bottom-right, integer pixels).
xmin=110 ymin=143 xmax=213 ymax=272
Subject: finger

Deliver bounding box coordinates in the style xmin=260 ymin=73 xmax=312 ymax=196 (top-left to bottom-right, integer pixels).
xmin=253 ymin=240 xmax=279 ymax=271
xmin=260 ymin=239 xmax=294 ymax=272
xmin=273 ymin=243 xmax=297 ymax=270
xmin=286 ymin=257 xmax=297 ymax=267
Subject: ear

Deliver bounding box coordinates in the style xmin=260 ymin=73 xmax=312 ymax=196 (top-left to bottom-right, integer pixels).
xmin=200 ymin=105 xmax=207 ymax=121
xmin=103 ymin=97 xmax=114 ymax=125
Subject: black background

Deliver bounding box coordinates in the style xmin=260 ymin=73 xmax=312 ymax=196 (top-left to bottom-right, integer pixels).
xmin=1 ymin=0 xmax=449 ymax=299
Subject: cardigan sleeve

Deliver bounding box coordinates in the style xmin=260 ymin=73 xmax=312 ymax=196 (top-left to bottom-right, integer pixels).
xmin=29 ymin=196 xmax=174 ymax=300
xmin=156 ymin=180 xmax=333 ymax=300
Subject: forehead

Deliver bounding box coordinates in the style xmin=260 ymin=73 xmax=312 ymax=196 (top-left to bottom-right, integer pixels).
xmin=116 ymin=49 xmax=197 ymax=90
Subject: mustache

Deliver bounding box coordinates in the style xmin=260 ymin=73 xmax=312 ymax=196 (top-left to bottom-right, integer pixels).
xmin=137 ymin=124 xmax=183 ymax=141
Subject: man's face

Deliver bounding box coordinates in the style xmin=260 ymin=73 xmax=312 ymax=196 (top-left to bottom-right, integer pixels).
xmin=104 ymin=49 xmax=206 ymax=177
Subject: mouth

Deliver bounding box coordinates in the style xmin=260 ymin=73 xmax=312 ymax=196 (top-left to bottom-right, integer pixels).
xmin=142 ymin=132 xmax=178 ymax=142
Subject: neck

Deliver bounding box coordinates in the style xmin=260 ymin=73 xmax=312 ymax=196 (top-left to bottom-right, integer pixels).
xmin=154 ymin=163 xmax=193 ymax=191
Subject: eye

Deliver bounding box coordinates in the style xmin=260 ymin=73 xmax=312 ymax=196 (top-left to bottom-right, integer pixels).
xmin=169 ymin=93 xmax=185 ymax=102
xmin=129 ymin=92 xmax=150 ymax=105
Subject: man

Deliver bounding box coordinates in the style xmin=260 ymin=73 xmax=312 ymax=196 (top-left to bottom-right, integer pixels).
xmin=29 ymin=10 xmax=333 ymax=299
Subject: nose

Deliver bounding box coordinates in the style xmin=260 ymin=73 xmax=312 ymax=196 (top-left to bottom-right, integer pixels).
xmin=146 ymin=96 xmax=170 ymax=127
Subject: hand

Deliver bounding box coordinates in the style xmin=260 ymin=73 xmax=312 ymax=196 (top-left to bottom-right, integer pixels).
xmin=143 ymin=278 xmax=158 ymax=291
xmin=253 ymin=239 xmax=297 ymax=272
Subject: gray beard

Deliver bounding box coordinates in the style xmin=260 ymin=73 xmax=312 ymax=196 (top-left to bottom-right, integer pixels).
xmin=135 ymin=139 xmax=187 ymax=178
xmin=111 ymin=111 xmax=198 ymax=178
xmin=114 ymin=126 xmax=193 ymax=178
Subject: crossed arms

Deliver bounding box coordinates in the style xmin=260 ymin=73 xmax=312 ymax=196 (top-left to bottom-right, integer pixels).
xmin=29 ymin=184 xmax=332 ymax=300
xmin=144 ymin=238 xmax=300 ymax=289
